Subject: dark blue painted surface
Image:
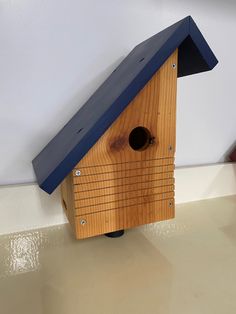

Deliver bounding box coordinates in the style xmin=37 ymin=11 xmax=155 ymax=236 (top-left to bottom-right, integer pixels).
xmin=32 ymin=16 xmax=218 ymax=194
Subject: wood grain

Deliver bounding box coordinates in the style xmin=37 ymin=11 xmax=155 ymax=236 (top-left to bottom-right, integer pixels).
xmin=74 ymin=157 xmax=174 ymax=175
xmin=60 ymin=172 xmax=76 ymax=233
xmin=73 ymin=164 xmax=174 ymax=185
xmin=77 ymin=50 xmax=178 ymax=168
xmin=74 ymin=177 xmax=174 ymax=201
xmin=75 ymin=188 xmax=174 ymax=215
xmin=75 ymin=198 xmax=175 ymax=239
xmin=73 ymin=170 xmax=174 ymax=193
xmin=61 ymin=49 xmax=178 ymax=239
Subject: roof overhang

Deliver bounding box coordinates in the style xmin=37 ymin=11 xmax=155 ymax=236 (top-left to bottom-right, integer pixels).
xmin=33 ymin=16 xmax=218 ymax=194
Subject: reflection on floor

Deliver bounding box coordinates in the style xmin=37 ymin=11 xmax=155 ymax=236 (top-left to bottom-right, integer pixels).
xmin=0 ymin=195 xmax=236 ymax=314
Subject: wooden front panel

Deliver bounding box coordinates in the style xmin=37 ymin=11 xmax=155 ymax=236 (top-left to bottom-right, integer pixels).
xmin=61 ymin=50 xmax=178 ymax=239
xmin=74 ymin=170 xmax=174 ymax=194
xmin=75 ymin=187 xmax=174 ymax=215
xmin=73 ymin=164 xmax=174 ymax=185
xmin=74 ymin=178 xmax=174 ymax=204
xmin=73 ymin=157 xmax=174 ymax=177
xmin=75 ymin=198 xmax=174 ymax=239
xmin=76 ymin=50 xmax=178 ymax=167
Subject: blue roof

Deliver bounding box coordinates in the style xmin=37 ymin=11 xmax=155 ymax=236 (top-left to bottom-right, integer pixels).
xmin=32 ymin=16 xmax=218 ymax=194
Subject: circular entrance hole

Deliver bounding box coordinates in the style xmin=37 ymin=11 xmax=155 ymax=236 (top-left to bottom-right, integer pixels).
xmin=129 ymin=126 xmax=153 ymax=151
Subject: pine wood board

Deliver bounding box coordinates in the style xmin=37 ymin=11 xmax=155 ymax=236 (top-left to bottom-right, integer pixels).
xmin=74 ymin=157 xmax=174 ymax=176
xmin=73 ymin=164 xmax=174 ymax=185
xmin=75 ymin=189 xmax=174 ymax=216
xmin=74 ymin=177 xmax=174 ymax=201
xmin=75 ymin=188 xmax=174 ymax=215
xmin=73 ymin=170 xmax=174 ymax=194
xmin=61 ymin=49 xmax=178 ymax=239
xmin=60 ymin=173 xmax=76 ymax=233
xmin=75 ymin=49 xmax=178 ymax=168
xmin=75 ymin=198 xmax=175 ymax=239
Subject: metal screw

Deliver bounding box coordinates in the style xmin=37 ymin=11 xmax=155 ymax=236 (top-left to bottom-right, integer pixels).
xmin=149 ymin=137 xmax=155 ymax=145
xmin=168 ymin=145 xmax=173 ymax=151
xmin=169 ymin=201 xmax=173 ymax=207
xmin=172 ymin=63 xmax=176 ymax=69
xmin=75 ymin=170 xmax=81 ymax=176
xmin=80 ymin=219 xmax=87 ymax=226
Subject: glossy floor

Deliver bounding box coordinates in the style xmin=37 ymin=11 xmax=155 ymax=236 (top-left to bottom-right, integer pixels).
xmin=0 ymin=195 xmax=236 ymax=314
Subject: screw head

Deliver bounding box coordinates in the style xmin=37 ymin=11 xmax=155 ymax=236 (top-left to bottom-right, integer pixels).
xmin=172 ymin=63 xmax=177 ymax=69
xmin=169 ymin=201 xmax=173 ymax=207
xmin=75 ymin=170 xmax=81 ymax=176
xmin=149 ymin=137 xmax=155 ymax=145
xmin=80 ymin=219 xmax=87 ymax=226
xmin=168 ymin=145 xmax=173 ymax=151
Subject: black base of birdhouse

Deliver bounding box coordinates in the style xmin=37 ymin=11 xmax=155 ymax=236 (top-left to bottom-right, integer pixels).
xmin=105 ymin=230 xmax=124 ymax=238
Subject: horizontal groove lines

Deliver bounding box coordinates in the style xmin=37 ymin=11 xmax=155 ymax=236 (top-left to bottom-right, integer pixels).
xmin=74 ymin=157 xmax=174 ymax=175
xmin=74 ymin=170 xmax=174 ymax=192
xmin=73 ymin=159 xmax=175 ymax=215
xmin=75 ymin=198 xmax=175 ymax=239
xmin=75 ymin=191 xmax=174 ymax=215
xmin=61 ymin=49 xmax=178 ymax=238
xmin=74 ymin=177 xmax=174 ymax=201
xmin=73 ymin=164 xmax=174 ymax=184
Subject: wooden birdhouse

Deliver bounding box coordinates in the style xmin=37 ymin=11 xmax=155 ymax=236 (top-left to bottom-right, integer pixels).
xmin=33 ymin=16 xmax=218 ymax=239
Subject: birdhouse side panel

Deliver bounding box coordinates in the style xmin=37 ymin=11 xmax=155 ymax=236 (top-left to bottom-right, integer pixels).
xmin=61 ymin=172 xmax=77 ymax=234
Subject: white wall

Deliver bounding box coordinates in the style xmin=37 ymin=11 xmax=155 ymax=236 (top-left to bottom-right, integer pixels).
xmin=0 ymin=0 xmax=235 ymax=185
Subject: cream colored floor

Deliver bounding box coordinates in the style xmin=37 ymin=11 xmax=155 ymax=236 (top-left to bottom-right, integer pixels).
xmin=0 ymin=196 xmax=236 ymax=314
